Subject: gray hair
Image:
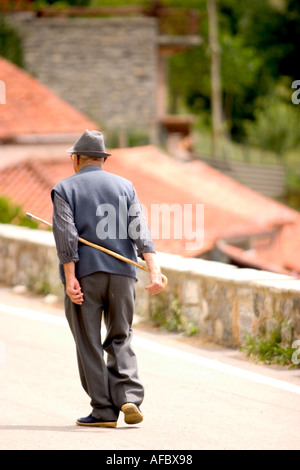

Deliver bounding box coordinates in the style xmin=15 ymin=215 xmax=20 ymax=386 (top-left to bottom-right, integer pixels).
xmin=78 ymin=155 xmax=105 ymax=165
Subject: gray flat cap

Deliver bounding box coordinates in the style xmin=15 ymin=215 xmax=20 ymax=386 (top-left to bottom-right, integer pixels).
xmin=66 ymin=129 xmax=111 ymax=158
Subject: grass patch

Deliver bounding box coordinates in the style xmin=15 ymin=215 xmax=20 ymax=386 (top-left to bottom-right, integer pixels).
xmin=149 ymin=296 xmax=199 ymax=337
xmin=241 ymin=330 xmax=298 ymax=368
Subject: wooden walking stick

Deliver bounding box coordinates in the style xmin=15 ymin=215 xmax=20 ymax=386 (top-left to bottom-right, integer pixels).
xmin=26 ymin=212 xmax=168 ymax=288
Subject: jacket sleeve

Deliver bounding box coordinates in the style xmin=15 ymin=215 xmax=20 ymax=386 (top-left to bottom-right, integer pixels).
xmin=51 ymin=191 xmax=79 ymax=265
xmin=128 ymin=189 xmax=156 ymax=258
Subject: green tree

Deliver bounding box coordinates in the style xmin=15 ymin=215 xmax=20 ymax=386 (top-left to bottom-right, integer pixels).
xmin=168 ymin=0 xmax=300 ymax=142
xmin=219 ymin=32 xmax=262 ymax=138
xmin=0 ymin=15 xmax=23 ymax=67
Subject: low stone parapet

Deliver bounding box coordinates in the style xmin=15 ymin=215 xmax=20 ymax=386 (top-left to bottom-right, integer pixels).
xmin=1 ymin=223 xmax=300 ymax=347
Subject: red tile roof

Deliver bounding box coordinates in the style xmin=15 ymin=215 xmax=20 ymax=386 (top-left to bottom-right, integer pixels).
xmin=117 ymin=148 xmax=295 ymax=228
xmin=0 ymin=57 xmax=98 ymax=141
xmin=1 ymin=144 xmax=299 ymax=273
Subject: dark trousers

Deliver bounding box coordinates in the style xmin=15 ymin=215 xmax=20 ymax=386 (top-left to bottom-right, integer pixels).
xmin=64 ymin=272 xmax=144 ymax=421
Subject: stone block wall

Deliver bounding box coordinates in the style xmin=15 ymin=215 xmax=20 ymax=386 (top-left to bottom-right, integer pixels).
xmin=1 ymin=224 xmax=300 ymax=347
xmin=135 ymin=254 xmax=300 ymax=347
xmin=7 ymin=14 xmax=158 ymax=140
xmin=0 ymin=224 xmax=62 ymax=296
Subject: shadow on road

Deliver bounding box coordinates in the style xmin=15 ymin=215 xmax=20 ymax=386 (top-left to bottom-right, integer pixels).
xmin=0 ymin=425 xmax=139 ymax=432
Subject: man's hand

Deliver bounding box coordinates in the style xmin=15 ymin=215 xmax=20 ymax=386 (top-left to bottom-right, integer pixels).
xmin=142 ymin=252 xmax=165 ymax=295
xmin=145 ymin=272 xmax=164 ymax=295
xmin=64 ymin=261 xmax=84 ymax=305
xmin=66 ymin=277 xmax=84 ymax=305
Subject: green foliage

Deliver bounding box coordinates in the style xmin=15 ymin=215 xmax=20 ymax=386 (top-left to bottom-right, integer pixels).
xmin=0 ymin=15 xmax=23 ymax=67
xmin=241 ymin=329 xmax=298 ymax=367
xmin=219 ymin=0 xmax=298 ymax=81
xmin=168 ymin=46 xmax=210 ymax=116
xmin=219 ymin=0 xmax=300 ymax=142
xmin=221 ymin=35 xmax=262 ymax=136
xmin=149 ymin=295 xmax=199 ymax=336
xmin=0 ymin=197 xmax=38 ymax=228
xmin=245 ymin=95 xmax=300 ymax=157
xmin=167 ymin=0 xmax=300 ymax=144
xmin=90 ymin=1 xmax=205 ymax=7
xmin=35 ymin=0 xmax=151 ymax=7
xmin=105 ymin=128 xmax=149 ymax=148
xmin=149 ymin=295 xmax=178 ymax=331
xmin=128 ymin=129 xmax=149 ymax=147
xmin=281 ymin=169 xmax=300 ymax=211
xmin=32 ymin=0 xmax=91 ymax=7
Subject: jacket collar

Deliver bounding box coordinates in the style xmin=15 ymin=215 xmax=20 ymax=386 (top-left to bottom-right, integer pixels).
xmin=77 ymin=164 xmax=103 ymax=174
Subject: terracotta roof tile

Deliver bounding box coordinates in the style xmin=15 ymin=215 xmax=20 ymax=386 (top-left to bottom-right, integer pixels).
xmin=0 ymin=57 xmax=98 ymax=140
xmin=109 ymin=146 xmax=296 ymax=228
xmin=1 ymin=145 xmax=299 ymax=270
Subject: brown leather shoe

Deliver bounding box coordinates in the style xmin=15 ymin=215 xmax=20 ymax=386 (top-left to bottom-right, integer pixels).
xmin=121 ymin=403 xmax=143 ymax=425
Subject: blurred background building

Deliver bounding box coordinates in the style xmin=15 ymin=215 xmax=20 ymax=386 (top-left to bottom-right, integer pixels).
xmin=2 ymin=1 xmax=202 ymax=147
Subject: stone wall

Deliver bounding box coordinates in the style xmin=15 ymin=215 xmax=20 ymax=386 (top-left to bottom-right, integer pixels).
xmin=0 ymin=224 xmax=62 ymax=296
xmin=6 ymin=14 xmax=158 ymax=141
xmin=1 ymin=223 xmax=300 ymax=347
xmin=137 ymin=254 xmax=300 ymax=346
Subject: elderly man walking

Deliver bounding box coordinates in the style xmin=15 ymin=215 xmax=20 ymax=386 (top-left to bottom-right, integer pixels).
xmin=51 ymin=130 xmax=164 ymax=428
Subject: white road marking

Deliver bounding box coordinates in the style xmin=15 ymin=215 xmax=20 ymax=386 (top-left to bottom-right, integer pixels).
xmin=0 ymin=303 xmax=67 ymax=326
xmin=1 ymin=302 xmax=300 ymax=396
xmin=133 ymin=336 xmax=300 ymax=395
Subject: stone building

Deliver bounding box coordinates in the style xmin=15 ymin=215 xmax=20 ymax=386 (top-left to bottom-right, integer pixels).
xmin=5 ymin=6 xmax=202 ymax=145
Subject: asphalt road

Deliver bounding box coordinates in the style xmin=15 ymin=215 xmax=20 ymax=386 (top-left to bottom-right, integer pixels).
xmin=0 ymin=285 xmax=300 ymax=451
